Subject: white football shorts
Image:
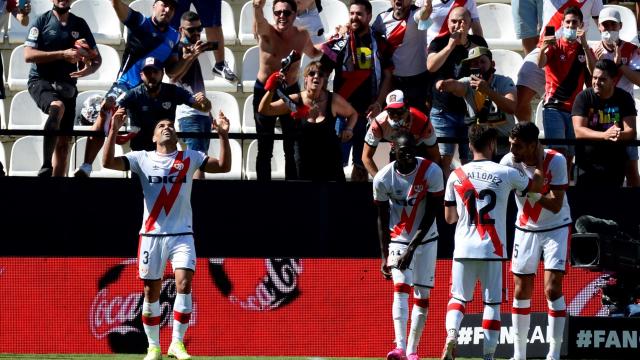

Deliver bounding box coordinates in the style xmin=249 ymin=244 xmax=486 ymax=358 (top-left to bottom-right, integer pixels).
xmin=137 ymin=234 xmax=197 ymax=280
xmin=511 ymin=226 xmax=570 ymax=275
xmin=450 ymin=259 xmax=503 ymax=304
xmin=390 ymin=238 xmax=438 ymax=289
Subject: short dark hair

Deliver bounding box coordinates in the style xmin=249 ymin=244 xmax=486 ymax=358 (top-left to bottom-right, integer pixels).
xmin=395 ymin=129 xmax=416 ymax=148
xmin=509 ymin=122 xmax=540 ymax=144
xmin=564 ymin=6 xmax=584 ymax=23
xmin=273 ymin=0 xmax=297 ymax=13
xmin=594 ymin=58 xmax=619 ymax=79
xmin=468 ymin=124 xmax=497 ymax=152
xmin=180 ymin=11 xmax=200 ymax=23
xmin=349 ymin=0 xmax=372 ymax=14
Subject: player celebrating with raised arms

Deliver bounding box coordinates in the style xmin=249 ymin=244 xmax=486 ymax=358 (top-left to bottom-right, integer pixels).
xmin=102 ymin=109 xmax=231 ymax=360
xmin=441 ymin=125 xmax=544 ymax=360
xmin=374 ymin=130 xmax=444 ymax=360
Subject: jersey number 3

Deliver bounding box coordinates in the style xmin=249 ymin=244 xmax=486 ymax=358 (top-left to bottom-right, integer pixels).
xmin=463 ymin=189 xmax=496 ymax=225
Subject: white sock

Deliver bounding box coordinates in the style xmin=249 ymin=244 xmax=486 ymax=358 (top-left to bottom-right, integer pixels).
xmin=445 ymin=298 xmax=466 ymax=332
xmin=482 ymin=304 xmax=501 ymax=357
xmin=407 ymin=298 xmax=429 ymax=354
xmin=392 ymin=284 xmax=410 ymax=350
xmin=512 ymin=299 xmax=531 ymax=360
xmin=547 ymin=296 xmax=566 ymax=360
xmin=142 ymin=300 xmax=161 ymax=347
xmin=172 ymin=293 xmax=192 ymax=342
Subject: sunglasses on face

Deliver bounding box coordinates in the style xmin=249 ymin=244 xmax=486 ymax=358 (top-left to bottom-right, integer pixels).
xmin=184 ymin=25 xmax=203 ymax=34
xmin=307 ymin=70 xmax=326 ymax=78
xmin=273 ymin=9 xmax=293 ymax=17
xmin=387 ymin=108 xmax=407 ymax=117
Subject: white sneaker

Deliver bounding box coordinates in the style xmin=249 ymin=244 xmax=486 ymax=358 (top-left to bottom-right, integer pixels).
xmin=441 ymin=329 xmax=458 ymax=360
xmin=167 ymin=340 xmax=191 ymax=359
xmin=143 ymin=346 xmax=162 ymax=360
xmin=73 ymin=163 xmax=92 ymax=178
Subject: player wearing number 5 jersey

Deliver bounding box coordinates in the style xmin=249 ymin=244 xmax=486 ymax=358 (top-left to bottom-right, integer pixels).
xmin=374 ymin=130 xmax=444 ymax=360
xmin=500 ymin=123 xmax=572 ymax=360
xmin=441 ymin=125 xmax=544 ymax=360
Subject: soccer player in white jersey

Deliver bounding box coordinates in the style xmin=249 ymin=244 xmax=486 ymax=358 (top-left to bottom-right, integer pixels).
xmin=441 ymin=125 xmax=544 ymax=360
xmin=102 ymin=108 xmax=231 ymax=360
xmin=500 ymin=123 xmax=572 ymax=360
xmin=374 ymin=130 xmax=444 ymax=360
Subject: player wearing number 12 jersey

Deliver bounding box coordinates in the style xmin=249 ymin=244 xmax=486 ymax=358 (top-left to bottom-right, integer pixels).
xmin=441 ymin=125 xmax=543 ymax=360
xmin=103 ymin=110 xmax=231 ymax=360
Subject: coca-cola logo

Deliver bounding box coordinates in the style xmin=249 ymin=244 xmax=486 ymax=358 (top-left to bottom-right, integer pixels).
xmin=90 ymin=288 xmax=141 ymax=339
xmin=209 ymin=258 xmax=302 ymax=311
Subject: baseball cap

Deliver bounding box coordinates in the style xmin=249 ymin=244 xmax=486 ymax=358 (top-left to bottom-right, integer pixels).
xmin=142 ymin=57 xmax=163 ymax=71
xmin=462 ymin=46 xmax=492 ymax=64
xmin=599 ymin=7 xmax=621 ymax=24
xmin=385 ymin=90 xmax=406 ymax=110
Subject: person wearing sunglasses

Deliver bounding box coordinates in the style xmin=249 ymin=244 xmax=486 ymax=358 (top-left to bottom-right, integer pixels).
xmin=258 ymin=62 xmax=358 ymax=181
xmin=252 ymin=0 xmax=323 ymax=181
xmin=362 ymin=90 xmax=441 ymax=179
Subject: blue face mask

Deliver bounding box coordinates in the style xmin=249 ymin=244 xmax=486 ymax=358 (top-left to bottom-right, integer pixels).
xmin=181 ymin=36 xmax=191 ymax=45
xmin=563 ymin=28 xmax=577 ymax=41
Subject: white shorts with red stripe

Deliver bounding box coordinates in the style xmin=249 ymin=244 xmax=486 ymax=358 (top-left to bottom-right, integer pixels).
xmin=138 ymin=234 xmax=197 ymax=280
xmin=450 ymin=259 xmax=502 ymax=304
xmin=390 ymin=238 xmax=438 ymax=288
xmin=511 ymin=226 xmax=570 ymax=275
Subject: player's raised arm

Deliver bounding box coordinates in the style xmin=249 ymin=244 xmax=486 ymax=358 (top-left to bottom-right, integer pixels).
xmin=102 ymin=108 xmax=128 ymax=171
xmin=111 ymin=0 xmax=131 ymax=22
xmin=203 ymin=111 xmax=231 ymax=173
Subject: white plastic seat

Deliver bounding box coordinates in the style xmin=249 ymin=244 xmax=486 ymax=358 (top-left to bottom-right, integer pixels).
xmin=241 ymin=46 xmax=260 ymax=92
xmin=0 ymin=140 xmax=6 ymax=169
xmin=207 ymin=91 xmax=241 ymax=133
xmin=220 ymin=1 xmax=237 ymax=44
xmin=7 ymin=0 xmax=53 ymax=44
xmin=535 ymin=99 xmax=545 ymax=139
xmin=492 ymin=49 xmax=523 ymax=83
xmin=318 ymin=0 xmax=349 ymax=41
xmin=0 ymin=99 xmax=5 ymax=129
xmin=370 ymin=0 xmax=390 ymax=24
xmin=8 ymin=45 xmax=29 ymax=91
xmin=476 ymin=3 xmax=520 ymax=51
xmin=199 ymin=48 xmax=237 ymax=92
xmin=74 ymin=90 xmax=107 ymax=130
xmin=203 ymin=138 xmax=243 ymax=180
xmin=239 ymin=0 xmax=275 ymax=46
xmin=242 ymin=94 xmax=256 ymax=133
xmin=8 ymin=90 xmax=47 ymax=129
xmin=70 ymin=0 xmax=122 ymax=45
xmin=604 ymin=4 xmax=639 ymax=44
xmin=9 ymin=136 xmax=44 ymax=176
xmin=128 ymin=0 xmax=154 ymax=15
xmin=76 ymin=44 xmax=121 ymax=91
xmin=68 ymin=137 xmax=127 ymax=177
xmin=244 ymin=139 xmax=285 ymax=180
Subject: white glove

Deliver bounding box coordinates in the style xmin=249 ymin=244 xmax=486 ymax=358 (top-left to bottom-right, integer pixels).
xmin=526 ymin=192 xmax=542 ymax=203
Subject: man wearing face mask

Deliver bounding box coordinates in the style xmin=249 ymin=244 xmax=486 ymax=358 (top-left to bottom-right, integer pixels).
xmin=537 ymin=6 xmax=595 ymax=174
xmin=435 ymin=47 xmax=517 ymax=161
xmin=117 ymin=57 xmax=212 ymax=152
xmin=591 ymin=7 xmax=640 ymax=187
xmin=362 ymin=89 xmax=440 ymax=178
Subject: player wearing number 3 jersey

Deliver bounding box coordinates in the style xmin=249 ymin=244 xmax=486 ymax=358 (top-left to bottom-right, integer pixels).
xmin=441 ymin=125 xmax=544 ymax=360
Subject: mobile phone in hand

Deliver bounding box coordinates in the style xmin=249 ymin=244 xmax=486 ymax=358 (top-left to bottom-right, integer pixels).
xmin=470 ymin=67 xmax=482 ymax=78
xmin=545 ymin=26 xmax=555 ymax=37
xmin=202 ymin=41 xmax=219 ymax=51
xmin=18 ymin=0 xmax=28 ymax=9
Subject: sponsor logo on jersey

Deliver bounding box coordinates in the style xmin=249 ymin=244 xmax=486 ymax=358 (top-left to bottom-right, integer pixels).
xmin=162 ymin=102 xmax=171 ymax=110
xmin=578 ymin=54 xmax=586 ymax=63
xmin=173 ymin=161 xmax=184 ymax=171
xmin=71 ymin=31 xmax=79 ymax=39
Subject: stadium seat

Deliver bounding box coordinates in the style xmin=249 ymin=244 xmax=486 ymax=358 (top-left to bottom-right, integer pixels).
xmin=239 ymin=0 xmax=275 ymax=46
xmin=207 ymin=91 xmax=241 ymax=134
xmin=76 ymin=44 xmax=121 ymax=91
xmin=241 ymin=46 xmax=259 ymax=92
xmin=199 ymin=48 xmax=238 ymax=93
xmin=74 ymin=90 xmax=107 ymax=130
xmin=128 ymin=0 xmax=154 ymax=15
xmin=534 ymin=99 xmax=545 ymax=139
xmin=8 ymin=45 xmax=29 ymax=91
xmin=0 ymin=141 xmax=6 ymax=171
xmin=242 ymin=94 xmax=256 ymax=133
xmin=318 ymin=0 xmax=349 ymax=40
xmin=7 ymin=0 xmax=52 ymax=44
xmin=0 ymin=99 xmax=5 ymax=130
xmin=491 ymin=49 xmax=523 ymax=83
xmin=370 ymin=0 xmax=390 ymax=23
xmin=604 ymin=4 xmax=639 ymax=45
xmin=203 ymin=139 xmax=243 ymax=180
xmin=244 ymin=139 xmax=285 ymax=180
xmin=68 ymin=137 xmax=127 ymax=178
xmin=70 ymin=0 xmax=122 ymax=45
xmin=9 ymin=136 xmax=44 ymax=176
xmin=476 ymin=3 xmax=520 ymax=51
xmin=8 ymin=90 xmax=47 ymax=129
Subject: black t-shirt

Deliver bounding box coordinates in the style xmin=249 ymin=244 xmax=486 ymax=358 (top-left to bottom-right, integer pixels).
xmin=25 ymin=11 xmax=97 ymax=84
xmin=428 ymin=34 xmax=488 ymax=113
xmin=572 ymin=87 xmax=636 ymax=174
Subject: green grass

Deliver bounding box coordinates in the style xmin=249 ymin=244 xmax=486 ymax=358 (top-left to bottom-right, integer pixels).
xmin=0 ymin=356 xmax=488 ymax=360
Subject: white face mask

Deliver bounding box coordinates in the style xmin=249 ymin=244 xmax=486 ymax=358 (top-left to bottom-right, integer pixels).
xmin=563 ymin=27 xmax=577 ymax=41
xmin=601 ymin=30 xmax=620 ymax=45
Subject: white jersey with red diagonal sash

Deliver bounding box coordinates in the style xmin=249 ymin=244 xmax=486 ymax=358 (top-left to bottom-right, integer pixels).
xmin=373 ymin=158 xmax=444 ymax=243
xmin=445 ymin=160 xmax=530 ymax=259
xmin=500 ymin=149 xmax=572 ymax=231
xmin=125 ymin=149 xmax=207 ymax=236
xmin=542 ymin=0 xmax=602 ymax=40
xmin=423 ymin=0 xmax=480 ymax=44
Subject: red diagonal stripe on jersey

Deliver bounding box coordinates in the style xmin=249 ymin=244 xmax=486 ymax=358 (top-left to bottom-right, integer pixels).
xmin=519 ymin=151 xmax=556 ymax=226
xmin=453 ymin=168 xmax=503 ymax=257
xmin=144 ymin=152 xmax=191 ymax=233
xmin=437 ymin=0 xmax=468 ymax=38
xmin=336 ymin=70 xmax=371 ymax=100
xmin=390 ymin=160 xmax=431 ymax=239
xmin=387 ymin=18 xmax=407 ymax=53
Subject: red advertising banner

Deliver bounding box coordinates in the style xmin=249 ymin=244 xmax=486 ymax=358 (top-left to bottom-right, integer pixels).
xmin=0 ymin=258 xmax=606 ymax=357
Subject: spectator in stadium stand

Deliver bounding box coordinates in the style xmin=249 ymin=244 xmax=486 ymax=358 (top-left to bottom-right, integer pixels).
xmin=424 ymin=0 xmax=483 ymax=45
xmin=591 ymin=7 xmax=640 ymax=187
xmin=74 ymin=0 xmax=180 ymax=177
xmin=319 ymin=0 xmax=394 ymax=181
xmin=435 ymin=47 xmax=517 ymax=161
xmin=166 ymin=11 xmax=214 ymax=180
xmin=512 ymin=0 xmax=543 ymax=55
xmin=258 ymin=61 xmax=358 ymax=181
xmin=514 ymin=0 xmax=602 ymax=123
xmin=371 ymin=0 xmax=432 ymax=114
xmin=0 ymin=0 xmax=30 ymax=99
xmin=500 ymin=122 xmax=572 ymax=360
xmin=427 ymin=6 xmax=487 ymax=180
xmin=170 ymin=0 xmax=238 ymax=81
xmin=606 ymin=0 xmax=640 ymax=44
xmin=24 ymin=0 xmax=102 ymax=177
xmin=537 ymin=6 xmax=596 ymax=174
xmin=102 ymin=112 xmax=231 ymax=360
xmin=294 ymin=0 xmax=324 ymax=44
xmin=362 ymin=89 xmax=441 ymax=178
xmin=572 ymin=59 xmax=637 ymax=188
xmin=373 ymin=130 xmax=443 ymax=360
xmin=252 ymin=0 xmax=322 ymax=181
xmin=117 ymin=57 xmax=212 ymax=152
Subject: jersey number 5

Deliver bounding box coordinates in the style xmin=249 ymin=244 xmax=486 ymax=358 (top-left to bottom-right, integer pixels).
xmin=463 ymin=189 xmax=497 ymax=226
